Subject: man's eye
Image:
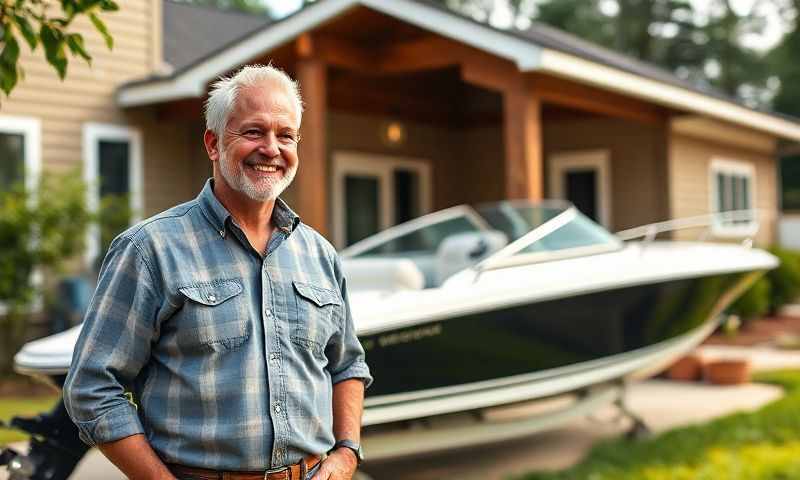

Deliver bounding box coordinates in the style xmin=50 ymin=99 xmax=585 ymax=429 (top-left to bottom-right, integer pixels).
xmin=243 ymin=130 xmax=262 ymax=138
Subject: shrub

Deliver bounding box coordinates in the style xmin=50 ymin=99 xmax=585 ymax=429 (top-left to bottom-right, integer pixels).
xmin=729 ymin=276 xmax=771 ymax=322
xmin=766 ymin=246 xmax=800 ymax=313
xmin=0 ymin=172 xmax=91 ymax=373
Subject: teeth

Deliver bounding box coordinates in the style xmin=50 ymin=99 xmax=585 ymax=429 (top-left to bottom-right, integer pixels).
xmin=252 ymin=165 xmax=278 ymax=172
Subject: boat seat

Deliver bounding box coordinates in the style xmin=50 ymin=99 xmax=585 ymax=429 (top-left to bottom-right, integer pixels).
xmin=341 ymin=257 xmax=426 ymax=292
xmin=435 ymin=230 xmax=508 ymax=285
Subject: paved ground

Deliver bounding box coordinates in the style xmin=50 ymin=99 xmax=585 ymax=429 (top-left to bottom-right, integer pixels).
xmin=2 ymin=346 xmax=798 ymax=480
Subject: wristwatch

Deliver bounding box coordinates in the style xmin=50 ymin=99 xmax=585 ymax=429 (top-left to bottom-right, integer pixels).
xmin=331 ymin=439 xmax=364 ymax=465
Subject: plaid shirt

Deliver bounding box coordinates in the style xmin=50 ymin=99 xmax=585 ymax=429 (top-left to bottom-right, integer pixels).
xmin=63 ymin=179 xmax=372 ymax=471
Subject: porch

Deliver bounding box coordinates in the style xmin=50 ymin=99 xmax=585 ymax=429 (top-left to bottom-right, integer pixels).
xmin=127 ymin=6 xmax=673 ymax=248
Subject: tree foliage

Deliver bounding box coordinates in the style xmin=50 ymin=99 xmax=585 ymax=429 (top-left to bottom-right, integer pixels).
xmin=0 ymin=0 xmax=119 ymax=95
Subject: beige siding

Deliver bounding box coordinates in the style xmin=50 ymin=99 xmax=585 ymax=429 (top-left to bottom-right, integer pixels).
xmin=1 ymin=0 xmax=170 ymax=213
xmin=543 ymin=118 xmax=670 ymax=231
xmin=669 ymin=133 xmax=778 ymax=245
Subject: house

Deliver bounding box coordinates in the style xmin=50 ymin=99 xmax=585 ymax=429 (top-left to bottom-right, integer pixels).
xmin=3 ymin=0 xmax=799 ymax=265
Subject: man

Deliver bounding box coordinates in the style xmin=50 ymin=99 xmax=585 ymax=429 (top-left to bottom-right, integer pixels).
xmin=63 ymin=64 xmax=372 ymax=480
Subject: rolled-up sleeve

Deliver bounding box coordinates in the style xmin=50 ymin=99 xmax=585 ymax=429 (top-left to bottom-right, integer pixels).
xmin=63 ymin=235 xmax=163 ymax=446
xmin=326 ymin=254 xmax=372 ymax=388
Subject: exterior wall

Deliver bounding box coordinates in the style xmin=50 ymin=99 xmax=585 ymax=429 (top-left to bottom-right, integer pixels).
xmin=1 ymin=0 xmax=171 ymax=213
xmin=668 ymin=131 xmax=777 ymax=246
xmin=543 ymin=117 xmax=669 ymax=232
xmin=325 ymin=111 xmax=458 ymax=208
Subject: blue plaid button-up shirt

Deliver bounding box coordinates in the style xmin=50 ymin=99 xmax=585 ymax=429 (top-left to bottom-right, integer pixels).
xmin=63 ymin=179 xmax=372 ymax=471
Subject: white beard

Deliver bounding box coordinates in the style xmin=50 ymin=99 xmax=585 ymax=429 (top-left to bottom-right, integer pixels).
xmin=218 ymin=147 xmax=297 ymax=202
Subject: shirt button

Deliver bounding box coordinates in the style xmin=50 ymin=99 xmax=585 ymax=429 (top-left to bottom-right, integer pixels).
xmin=264 ymin=308 xmax=272 ymax=317
xmin=207 ymin=294 xmax=216 ymax=302
xmin=274 ymin=403 xmax=282 ymax=413
xmin=269 ymin=353 xmax=278 ymax=362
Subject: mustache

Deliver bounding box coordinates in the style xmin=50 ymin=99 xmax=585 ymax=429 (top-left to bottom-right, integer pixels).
xmin=243 ymin=154 xmax=285 ymax=168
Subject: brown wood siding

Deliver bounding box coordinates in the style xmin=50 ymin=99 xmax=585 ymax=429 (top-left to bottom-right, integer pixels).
xmin=668 ymin=133 xmax=777 ymax=245
xmin=325 ymin=112 xmax=506 ymax=221
xmin=543 ymin=117 xmax=670 ymax=231
xmin=0 ymin=1 xmax=175 ymax=214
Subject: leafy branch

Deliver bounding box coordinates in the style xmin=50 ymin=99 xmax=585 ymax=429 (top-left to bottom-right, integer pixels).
xmin=0 ymin=0 xmax=119 ymax=95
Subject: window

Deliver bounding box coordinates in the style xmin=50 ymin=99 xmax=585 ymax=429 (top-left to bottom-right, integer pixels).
xmin=710 ymin=159 xmax=756 ymax=236
xmin=0 ymin=115 xmax=41 ymax=194
xmin=83 ymin=123 xmax=143 ymax=266
xmin=548 ymin=149 xmax=612 ymax=228
xmin=332 ymin=152 xmax=432 ymax=248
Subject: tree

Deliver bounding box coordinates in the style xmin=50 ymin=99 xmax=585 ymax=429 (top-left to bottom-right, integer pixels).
xmin=0 ymin=0 xmax=119 ymax=96
xmin=769 ymin=0 xmax=800 ymax=117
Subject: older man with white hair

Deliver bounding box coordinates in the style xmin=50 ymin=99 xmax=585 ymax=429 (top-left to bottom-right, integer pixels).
xmin=64 ymin=64 xmax=372 ymax=480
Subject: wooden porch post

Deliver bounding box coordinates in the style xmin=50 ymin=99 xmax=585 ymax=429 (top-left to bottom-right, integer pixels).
xmin=295 ymin=34 xmax=329 ymax=236
xmin=503 ymin=80 xmax=543 ymax=200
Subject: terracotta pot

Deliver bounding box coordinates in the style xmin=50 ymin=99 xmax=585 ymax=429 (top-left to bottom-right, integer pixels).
xmin=704 ymin=359 xmax=751 ymax=385
xmin=666 ymin=354 xmax=704 ymax=382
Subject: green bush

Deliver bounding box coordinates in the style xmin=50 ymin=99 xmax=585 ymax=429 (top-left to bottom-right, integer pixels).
xmin=0 ymin=172 xmax=91 ymax=373
xmin=729 ymin=276 xmax=771 ymax=322
xmin=766 ymin=246 xmax=800 ymax=313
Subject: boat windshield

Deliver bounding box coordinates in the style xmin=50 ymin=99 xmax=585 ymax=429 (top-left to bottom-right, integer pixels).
xmin=341 ymin=201 xmax=621 ymax=286
xmin=475 ymin=202 xmax=621 ymax=256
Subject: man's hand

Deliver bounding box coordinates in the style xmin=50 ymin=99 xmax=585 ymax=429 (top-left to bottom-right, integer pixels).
xmin=310 ymin=448 xmax=358 ymax=480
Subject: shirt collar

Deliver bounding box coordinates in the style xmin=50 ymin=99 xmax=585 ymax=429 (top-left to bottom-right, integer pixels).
xmin=198 ymin=178 xmax=301 ymax=236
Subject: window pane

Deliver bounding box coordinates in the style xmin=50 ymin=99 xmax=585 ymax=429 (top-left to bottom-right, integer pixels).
xmin=564 ymin=170 xmax=598 ymax=222
xmin=394 ymin=169 xmax=420 ymax=224
xmin=98 ymin=140 xmax=131 ymax=254
xmin=0 ymin=132 xmax=25 ymax=192
xmin=731 ymin=174 xmax=741 ymax=211
xmin=346 ymin=175 xmax=380 ymax=246
xmin=740 ymin=176 xmax=750 ymax=210
xmin=716 ymin=173 xmax=726 ymax=212
xmin=99 ymin=140 xmax=130 ymax=197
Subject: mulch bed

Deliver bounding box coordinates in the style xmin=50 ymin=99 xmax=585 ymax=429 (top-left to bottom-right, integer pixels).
xmin=704 ymin=314 xmax=800 ymax=347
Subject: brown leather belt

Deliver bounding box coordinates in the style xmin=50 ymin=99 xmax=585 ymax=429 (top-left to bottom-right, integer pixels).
xmin=167 ymin=454 xmax=321 ymax=480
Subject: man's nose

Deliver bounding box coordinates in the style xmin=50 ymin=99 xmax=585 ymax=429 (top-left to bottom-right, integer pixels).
xmin=258 ymin=131 xmax=280 ymax=157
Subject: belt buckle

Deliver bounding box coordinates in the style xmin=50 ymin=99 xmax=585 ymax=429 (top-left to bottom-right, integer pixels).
xmin=263 ymin=465 xmax=289 ymax=480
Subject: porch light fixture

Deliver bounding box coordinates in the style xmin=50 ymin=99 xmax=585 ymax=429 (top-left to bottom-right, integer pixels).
xmin=381 ymin=121 xmax=406 ymax=147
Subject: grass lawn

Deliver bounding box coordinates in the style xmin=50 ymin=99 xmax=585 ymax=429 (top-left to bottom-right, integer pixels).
xmin=0 ymin=396 xmax=59 ymax=446
xmin=515 ymin=370 xmax=800 ymax=480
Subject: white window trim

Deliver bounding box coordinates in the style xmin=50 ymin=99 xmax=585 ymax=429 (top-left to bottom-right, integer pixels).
xmin=0 ymin=115 xmax=42 ymax=316
xmin=332 ymin=151 xmax=432 ymax=249
xmin=83 ymin=123 xmax=143 ymax=266
xmin=0 ymin=115 xmax=42 ymax=194
xmin=709 ymin=158 xmax=758 ymax=238
xmin=548 ymin=149 xmax=612 ymax=228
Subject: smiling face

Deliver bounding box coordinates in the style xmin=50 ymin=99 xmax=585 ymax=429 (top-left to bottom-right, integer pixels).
xmin=211 ymin=81 xmax=300 ymax=203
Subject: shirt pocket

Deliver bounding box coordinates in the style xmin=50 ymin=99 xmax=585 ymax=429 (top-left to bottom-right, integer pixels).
xmin=291 ymin=280 xmax=342 ymax=359
xmin=176 ymin=279 xmax=250 ymax=353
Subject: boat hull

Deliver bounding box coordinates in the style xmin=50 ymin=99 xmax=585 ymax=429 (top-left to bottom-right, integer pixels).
xmin=361 ymin=269 xmax=761 ymax=424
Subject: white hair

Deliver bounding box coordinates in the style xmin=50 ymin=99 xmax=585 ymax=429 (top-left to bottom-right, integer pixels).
xmin=204 ymin=64 xmax=303 ymax=138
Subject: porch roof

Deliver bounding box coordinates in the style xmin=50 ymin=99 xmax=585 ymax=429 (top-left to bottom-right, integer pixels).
xmin=119 ymin=0 xmax=800 ymax=142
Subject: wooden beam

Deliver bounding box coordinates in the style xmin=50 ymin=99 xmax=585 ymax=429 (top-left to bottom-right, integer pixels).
xmin=295 ymin=57 xmax=329 ymax=236
xmin=314 ymin=33 xmax=377 ymax=72
xmin=503 ymin=80 xmax=542 ymax=200
xmin=528 ymin=73 xmax=666 ymax=125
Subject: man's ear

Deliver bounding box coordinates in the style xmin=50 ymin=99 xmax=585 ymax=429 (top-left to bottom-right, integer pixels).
xmin=204 ymin=129 xmax=220 ymax=163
